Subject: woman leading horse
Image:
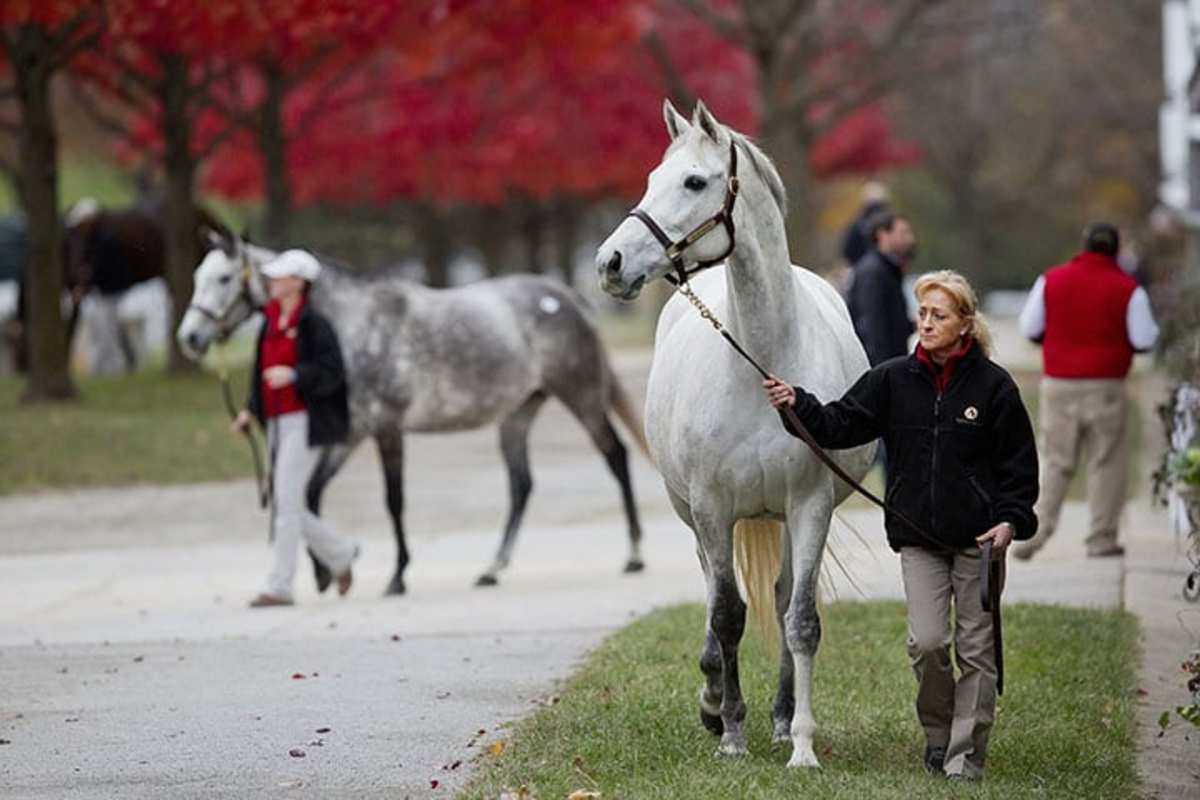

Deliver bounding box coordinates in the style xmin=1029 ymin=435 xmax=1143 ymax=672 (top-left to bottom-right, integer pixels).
xmin=764 ymin=270 xmax=1039 ymax=782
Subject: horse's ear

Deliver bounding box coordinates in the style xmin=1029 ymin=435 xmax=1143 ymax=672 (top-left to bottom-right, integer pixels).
xmin=663 ymin=98 xmax=689 ymax=140
xmin=204 ymin=226 xmax=226 ymax=251
xmin=692 ymin=99 xmax=726 ymax=144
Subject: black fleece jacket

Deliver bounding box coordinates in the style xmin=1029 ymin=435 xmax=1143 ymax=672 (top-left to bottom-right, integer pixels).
xmin=247 ymin=304 xmax=350 ymax=447
xmin=781 ymin=343 xmax=1039 ymax=551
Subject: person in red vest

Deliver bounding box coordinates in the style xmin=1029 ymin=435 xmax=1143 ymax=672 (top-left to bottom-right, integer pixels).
xmin=1013 ymin=223 xmax=1159 ymax=560
xmin=232 ymin=249 xmax=359 ymax=606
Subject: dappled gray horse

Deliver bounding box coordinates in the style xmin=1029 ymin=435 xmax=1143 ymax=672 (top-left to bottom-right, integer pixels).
xmin=177 ymin=232 xmax=647 ymax=594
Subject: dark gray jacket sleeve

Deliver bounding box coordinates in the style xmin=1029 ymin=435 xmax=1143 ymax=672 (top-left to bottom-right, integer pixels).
xmin=779 ymin=367 xmax=886 ymax=449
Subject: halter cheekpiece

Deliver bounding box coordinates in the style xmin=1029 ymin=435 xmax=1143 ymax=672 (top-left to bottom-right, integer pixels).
xmin=626 ymin=140 xmax=740 ymax=286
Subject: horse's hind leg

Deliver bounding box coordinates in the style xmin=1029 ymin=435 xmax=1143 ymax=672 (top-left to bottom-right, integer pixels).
xmin=376 ymin=430 xmax=409 ymax=596
xmin=559 ymin=395 xmax=644 ymax=573
xmin=305 ymin=443 xmax=354 ymax=593
xmin=476 ymin=392 xmax=547 ymax=587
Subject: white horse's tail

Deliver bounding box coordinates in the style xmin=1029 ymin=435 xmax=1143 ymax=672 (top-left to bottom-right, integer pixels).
xmin=608 ymin=367 xmax=651 ymax=459
xmin=734 ymin=518 xmax=784 ymax=648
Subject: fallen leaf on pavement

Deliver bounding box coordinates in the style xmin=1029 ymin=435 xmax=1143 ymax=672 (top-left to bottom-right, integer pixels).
xmin=315 ymin=727 xmax=331 ymax=734
xmin=488 ymin=741 xmax=507 ymax=756
xmin=291 ymin=673 xmax=306 ymax=680
xmin=288 ymin=748 xmax=306 ymax=758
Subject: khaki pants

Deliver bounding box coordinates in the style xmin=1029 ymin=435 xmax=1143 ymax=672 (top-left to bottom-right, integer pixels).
xmin=901 ymin=546 xmax=1002 ymax=780
xmin=1028 ymin=377 xmax=1128 ymax=555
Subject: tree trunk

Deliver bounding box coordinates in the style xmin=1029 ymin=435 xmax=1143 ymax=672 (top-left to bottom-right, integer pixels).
xmin=259 ymin=60 xmax=291 ymax=246
xmin=519 ymin=201 xmax=547 ymax=274
xmin=415 ymin=204 xmax=453 ymax=288
xmin=552 ymin=200 xmax=581 ymax=287
xmin=159 ymin=54 xmax=199 ymax=374
xmin=12 ymin=25 xmax=75 ymax=401
xmin=759 ymin=96 xmax=821 ymax=269
xmin=472 ymin=205 xmax=510 ymax=278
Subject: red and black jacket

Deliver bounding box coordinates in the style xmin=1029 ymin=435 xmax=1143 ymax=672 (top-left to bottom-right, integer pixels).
xmin=247 ymin=303 xmax=350 ymax=447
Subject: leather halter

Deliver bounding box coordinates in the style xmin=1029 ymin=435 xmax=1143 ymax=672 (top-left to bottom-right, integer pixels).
xmin=626 ymin=140 xmax=740 ymax=285
xmin=188 ymin=254 xmax=262 ymax=339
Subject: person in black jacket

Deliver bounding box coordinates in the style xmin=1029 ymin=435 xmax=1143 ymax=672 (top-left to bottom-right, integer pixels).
xmin=846 ymin=211 xmax=916 ymax=367
xmin=232 ymin=249 xmax=358 ymax=608
xmin=763 ymin=270 xmax=1038 ymax=783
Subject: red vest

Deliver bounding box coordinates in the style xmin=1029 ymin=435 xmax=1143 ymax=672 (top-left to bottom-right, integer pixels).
xmin=1042 ymin=252 xmax=1136 ymax=379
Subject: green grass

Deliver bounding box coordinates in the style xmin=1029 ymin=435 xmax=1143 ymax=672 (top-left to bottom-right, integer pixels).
xmin=461 ymin=602 xmax=1139 ymax=800
xmin=0 ymin=362 xmax=257 ymax=495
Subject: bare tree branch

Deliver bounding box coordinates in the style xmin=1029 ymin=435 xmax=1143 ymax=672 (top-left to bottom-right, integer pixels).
xmin=66 ymin=78 xmax=131 ymax=139
xmin=642 ymin=30 xmax=696 ymax=110
xmin=196 ymin=119 xmax=243 ymax=161
xmin=673 ymin=0 xmax=748 ymax=46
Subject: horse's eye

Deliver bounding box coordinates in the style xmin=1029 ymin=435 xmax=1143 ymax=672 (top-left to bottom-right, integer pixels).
xmin=218 ymin=275 xmax=233 ymax=285
xmin=684 ymin=175 xmax=707 ymax=192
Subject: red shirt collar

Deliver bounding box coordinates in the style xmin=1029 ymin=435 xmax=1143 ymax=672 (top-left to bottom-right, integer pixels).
xmin=916 ymin=336 xmax=974 ymax=392
xmin=264 ymin=295 xmax=306 ymax=331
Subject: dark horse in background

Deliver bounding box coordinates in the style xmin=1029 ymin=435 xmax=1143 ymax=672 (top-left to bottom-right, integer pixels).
xmin=7 ymin=198 xmax=229 ymax=372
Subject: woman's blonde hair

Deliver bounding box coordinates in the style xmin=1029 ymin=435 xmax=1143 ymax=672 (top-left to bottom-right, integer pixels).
xmin=913 ymin=270 xmax=993 ymax=357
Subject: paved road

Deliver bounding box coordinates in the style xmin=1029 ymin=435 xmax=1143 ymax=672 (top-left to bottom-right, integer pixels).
xmin=0 ymin=349 xmax=1179 ymax=798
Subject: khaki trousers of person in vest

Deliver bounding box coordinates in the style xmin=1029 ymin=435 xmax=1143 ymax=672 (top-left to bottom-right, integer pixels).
xmin=901 ymin=546 xmax=1002 ymax=780
xmin=1017 ymin=377 xmax=1127 ymax=557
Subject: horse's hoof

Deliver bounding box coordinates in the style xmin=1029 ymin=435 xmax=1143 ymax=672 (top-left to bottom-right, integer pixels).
xmin=771 ymin=721 xmax=791 ymax=744
xmin=700 ymin=709 xmax=724 ymax=736
xmin=786 ymin=748 xmax=821 ymax=769
xmin=383 ymin=576 xmax=407 ymax=596
xmin=716 ymin=734 xmax=748 ymax=757
xmin=623 ymin=559 xmax=645 ymax=574
xmin=475 ymin=574 xmax=499 ymax=588
xmin=314 ymin=565 xmax=333 ymax=594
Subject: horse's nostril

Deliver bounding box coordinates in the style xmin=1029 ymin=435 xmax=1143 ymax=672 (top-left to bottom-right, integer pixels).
xmin=605 ymin=251 xmax=622 ymax=276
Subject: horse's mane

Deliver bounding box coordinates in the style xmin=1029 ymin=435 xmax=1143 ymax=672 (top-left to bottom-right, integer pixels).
xmin=728 ymin=130 xmax=788 ymax=218
xmin=668 ymin=126 xmax=788 ymax=219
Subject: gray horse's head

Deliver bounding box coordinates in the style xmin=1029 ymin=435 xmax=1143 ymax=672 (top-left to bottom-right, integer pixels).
xmin=596 ymin=99 xmax=740 ymax=300
xmin=176 ymin=230 xmax=267 ymax=360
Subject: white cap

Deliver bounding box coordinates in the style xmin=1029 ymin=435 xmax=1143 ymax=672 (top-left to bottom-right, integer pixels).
xmin=65 ymin=197 xmax=101 ymax=227
xmin=262 ymin=249 xmax=321 ymax=281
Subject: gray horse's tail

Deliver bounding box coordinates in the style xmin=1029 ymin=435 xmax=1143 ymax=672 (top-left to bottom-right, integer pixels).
xmin=607 ymin=365 xmax=651 ymax=459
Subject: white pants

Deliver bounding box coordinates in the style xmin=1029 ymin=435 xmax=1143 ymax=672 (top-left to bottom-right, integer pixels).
xmin=265 ymin=411 xmax=357 ymax=599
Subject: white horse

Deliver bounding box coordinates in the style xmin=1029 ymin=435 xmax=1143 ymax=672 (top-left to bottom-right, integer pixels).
xmin=596 ymin=100 xmax=873 ymax=767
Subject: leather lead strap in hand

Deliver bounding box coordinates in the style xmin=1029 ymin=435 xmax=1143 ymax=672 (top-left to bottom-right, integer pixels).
xmin=979 ymin=540 xmax=1005 ymax=695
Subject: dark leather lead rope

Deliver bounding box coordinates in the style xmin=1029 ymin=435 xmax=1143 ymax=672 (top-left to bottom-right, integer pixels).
xmin=979 ymin=540 xmax=1004 ymax=694
xmin=218 ymin=363 xmax=271 ymax=510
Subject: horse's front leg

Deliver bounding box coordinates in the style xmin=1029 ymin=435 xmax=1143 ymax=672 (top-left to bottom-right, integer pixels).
xmin=784 ymin=493 xmax=834 ymax=768
xmin=771 ymin=541 xmax=796 ymax=743
xmin=694 ymin=508 xmax=748 ymax=757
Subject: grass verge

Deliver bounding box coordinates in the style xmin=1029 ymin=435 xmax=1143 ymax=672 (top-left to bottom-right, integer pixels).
xmin=461 ymin=602 xmax=1138 ymax=800
xmin=0 ymin=365 xmax=256 ymax=495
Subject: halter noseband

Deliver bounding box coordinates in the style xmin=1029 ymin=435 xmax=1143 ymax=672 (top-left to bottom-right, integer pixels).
xmin=187 ymin=254 xmax=261 ymax=339
xmin=626 ymin=140 xmax=739 ymax=286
